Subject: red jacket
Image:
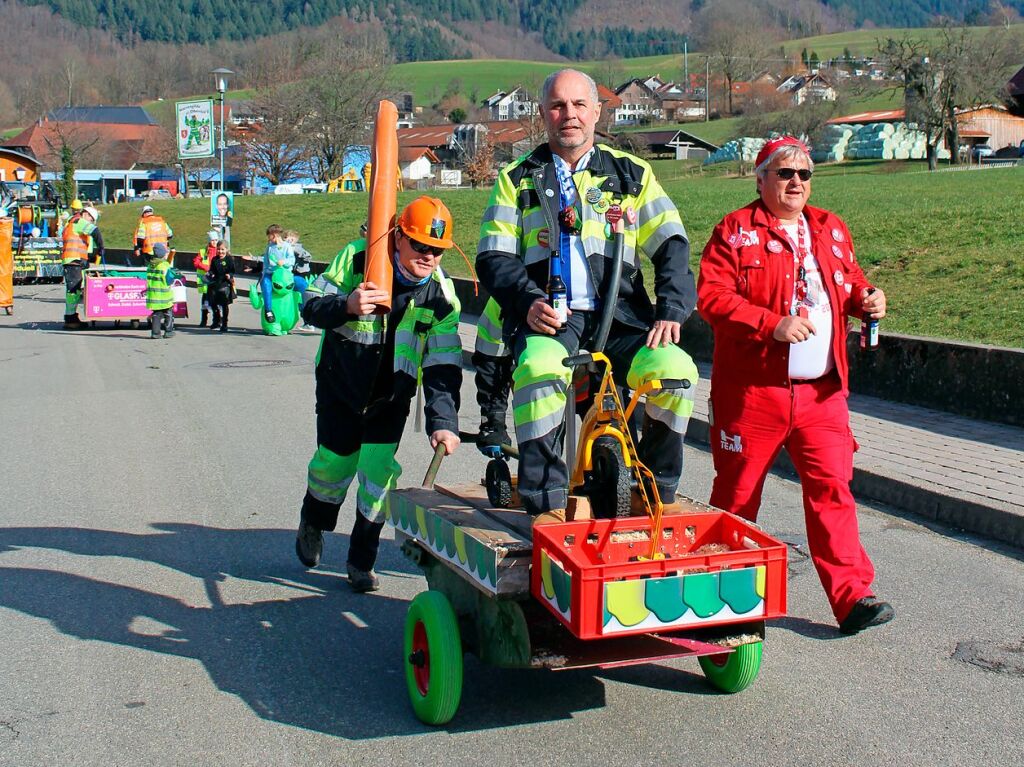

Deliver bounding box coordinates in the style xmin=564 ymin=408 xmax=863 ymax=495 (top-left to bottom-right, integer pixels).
xmin=697 ymin=199 xmax=873 ymax=393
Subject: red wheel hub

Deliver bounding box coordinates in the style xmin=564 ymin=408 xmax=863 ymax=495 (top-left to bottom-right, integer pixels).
xmin=706 ymin=651 xmax=730 ymax=667
xmin=412 ymin=620 xmax=431 ymax=695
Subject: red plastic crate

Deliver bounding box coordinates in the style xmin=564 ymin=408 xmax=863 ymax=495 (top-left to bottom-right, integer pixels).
xmin=531 ymin=512 xmax=787 ymax=640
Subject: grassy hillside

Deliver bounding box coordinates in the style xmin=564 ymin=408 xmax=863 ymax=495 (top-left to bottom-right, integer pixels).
xmin=780 ymin=24 xmax=1024 ymax=59
xmin=96 ymin=164 xmax=1024 ymax=347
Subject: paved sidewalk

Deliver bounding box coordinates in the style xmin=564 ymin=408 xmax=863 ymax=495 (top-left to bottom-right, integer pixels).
xmin=455 ymin=321 xmax=1024 ymax=550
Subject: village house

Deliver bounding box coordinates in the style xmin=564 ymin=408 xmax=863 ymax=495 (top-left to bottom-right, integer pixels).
xmin=480 ymin=86 xmax=538 ymax=121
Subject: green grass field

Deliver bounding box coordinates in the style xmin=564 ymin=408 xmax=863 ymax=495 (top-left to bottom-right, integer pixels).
xmin=96 ymin=164 xmax=1024 ymax=347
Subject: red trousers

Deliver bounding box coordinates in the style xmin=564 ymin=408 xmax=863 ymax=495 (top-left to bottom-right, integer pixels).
xmin=709 ymin=374 xmax=875 ymax=622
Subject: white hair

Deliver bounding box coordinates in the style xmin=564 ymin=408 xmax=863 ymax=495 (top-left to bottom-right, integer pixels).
xmin=541 ymin=69 xmax=599 ymax=105
xmin=755 ymin=144 xmax=814 ymax=179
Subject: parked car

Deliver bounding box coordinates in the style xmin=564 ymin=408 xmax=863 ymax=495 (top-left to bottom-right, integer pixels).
xmin=185 ymin=189 xmax=209 ymax=199
xmin=142 ymin=188 xmax=173 ymax=200
xmin=971 ymin=144 xmax=994 ymax=160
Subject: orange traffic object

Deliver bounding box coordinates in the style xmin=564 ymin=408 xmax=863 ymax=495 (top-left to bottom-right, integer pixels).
xmin=0 ymin=217 xmax=13 ymax=313
xmin=366 ymin=100 xmax=398 ymax=314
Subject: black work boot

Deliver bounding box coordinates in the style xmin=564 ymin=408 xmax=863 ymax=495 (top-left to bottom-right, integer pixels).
xmin=295 ymin=519 xmax=323 ymax=568
xmin=63 ymin=314 xmax=84 ymax=330
xmin=839 ymin=597 xmax=895 ymax=635
xmin=199 ymin=308 xmax=209 ymax=328
xmin=346 ymin=563 xmax=381 ymax=593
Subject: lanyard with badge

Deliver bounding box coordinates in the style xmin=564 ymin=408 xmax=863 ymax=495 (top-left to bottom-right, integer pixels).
xmin=782 ymin=215 xmax=811 ymax=317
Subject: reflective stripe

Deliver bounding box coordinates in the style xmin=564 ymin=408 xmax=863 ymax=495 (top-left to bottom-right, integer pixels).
xmin=335 ymin=324 xmax=383 ymax=344
xmin=515 ymin=406 xmax=565 ymax=442
xmin=478 ymin=234 xmax=520 ymax=255
xmin=426 ymin=332 xmax=460 ymax=350
xmin=422 ymin=350 xmax=461 ymax=368
xmin=638 ymin=195 xmax=678 ymax=221
xmin=474 ymin=337 xmax=505 ymax=357
xmin=395 ymin=328 xmax=420 ymax=348
xmin=482 ymin=204 xmax=520 ymax=226
xmin=523 ymin=243 xmax=549 ymax=266
xmin=645 ymin=394 xmax=694 ymax=434
xmin=395 ymin=354 xmax=419 ymax=377
xmin=357 ymin=470 xmax=390 ymax=502
xmin=641 ymin=221 xmax=687 ymax=257
xmin=522 ymin=209 xmax=547 ymax=234
xmin=477 ymin=309 xmax=502 ymax=340
xmin=307 ymin=473 xmax=356 ymax=504
xmin=356 ymin=491 xmax=387 ymax=524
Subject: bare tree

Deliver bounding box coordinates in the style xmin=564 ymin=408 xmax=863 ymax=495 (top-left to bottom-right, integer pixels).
xmin=462 ymin=139 xmax=495 ymax=189
xmin=297 ymin=36 xmax=390 ymax=183
xmin=878 ymin=24 xmax=1022 ymax=170
xmin=692 ymin=0 xmax=781 ymax=115
xmin=241 ymin=87 xmax=310 ymax=185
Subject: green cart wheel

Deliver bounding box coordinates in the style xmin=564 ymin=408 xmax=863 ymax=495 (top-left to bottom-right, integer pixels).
xmin=404 ymin=590 xmax=463 ymax=725
xmin=698 ymin=641 xmax=763 ymax=693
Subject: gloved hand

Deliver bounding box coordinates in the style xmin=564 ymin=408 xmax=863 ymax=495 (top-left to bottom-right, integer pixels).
xmin=476 ymin=417 xmax=511 ymax=457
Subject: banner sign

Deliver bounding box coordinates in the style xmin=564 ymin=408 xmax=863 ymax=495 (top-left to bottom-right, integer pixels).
xmin=176 ymin=100 xmax=215 ymax=160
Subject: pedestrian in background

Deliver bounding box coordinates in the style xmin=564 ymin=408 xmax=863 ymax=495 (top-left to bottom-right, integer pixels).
xmin=285 ymin=228 xmax=317 ymax=333
xmin=206 ymin=240 xmax=235 ymax=333
xmin=260 ymin=224 xmax=294 ymax=325
xmin=697 ymin=136 xmax=893 ymax=635
xmin=146 ymin=243 xmax=180 ymax=339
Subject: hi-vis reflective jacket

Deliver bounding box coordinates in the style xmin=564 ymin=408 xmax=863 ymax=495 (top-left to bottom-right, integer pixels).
xmin=302 ymin=239 xmax=462 ymax=434
xmin=61 ymin=216 xmax=94 ymax=264
xmin=477 ymin=143 xmax=696 ymax=338
xmin=135 ymin=216 xmax=172 ymax=255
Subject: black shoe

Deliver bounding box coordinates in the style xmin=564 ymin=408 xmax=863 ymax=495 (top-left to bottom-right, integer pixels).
xmin=63 ymin=314 xmax=84 ymax=330
xmin=219 ymin=325 xmax=228 ymax=333
xmin=839 ymin=597 xmax=895 ymax=635
xmin=264 ymin=310 xmax=276 ymax=323
xmin=346 ymin=563 xmax=380 ymax=593
xmin=295 ymin=519 xmax=323 ymax=568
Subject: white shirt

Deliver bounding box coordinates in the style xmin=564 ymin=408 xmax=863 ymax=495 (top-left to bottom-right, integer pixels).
xmin=552 ymin=151 xmax=597 ymax=311
xmin=781 ymin=217 xmax=835 ymax=380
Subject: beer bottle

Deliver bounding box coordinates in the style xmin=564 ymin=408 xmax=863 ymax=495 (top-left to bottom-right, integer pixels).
xmin=547 ymin=269 xmax=568 ymax=326
xmin=860 ymin=287 xmax=879 ymax=351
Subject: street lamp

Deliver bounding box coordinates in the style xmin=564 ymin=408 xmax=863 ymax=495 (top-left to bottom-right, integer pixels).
xmin=211 ymin=68 xmax=233 ymax=193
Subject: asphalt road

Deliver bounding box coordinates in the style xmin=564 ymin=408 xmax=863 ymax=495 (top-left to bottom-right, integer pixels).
xmin=1 ymin=284 xmax=1022 ymax=767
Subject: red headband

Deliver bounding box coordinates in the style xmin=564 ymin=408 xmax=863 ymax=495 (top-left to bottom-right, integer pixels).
xmin=755 ymin=136 xmax=810 ymax=168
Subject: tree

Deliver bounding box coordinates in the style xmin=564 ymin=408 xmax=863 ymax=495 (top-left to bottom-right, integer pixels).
xmin=297 ymin=36 xmax=389 ymax=183
xmin=241 ymin=87 xmax=311 ymax=186
xmin=692 ymin=0 xmax=780 ymax=115
xmin=447 ymin=108 xmax=467 ymax=124
xmin=877 ymin=24 xmax=1022 ymax=170
xmin=43 ymin=123 xmax=99 ymax=204
xmin=462 ymin=139 xmax=495 ymax=189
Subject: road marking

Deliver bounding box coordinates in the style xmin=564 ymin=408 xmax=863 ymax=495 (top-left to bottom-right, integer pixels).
xmin=342 ymin=611 xmax=368 ymax=629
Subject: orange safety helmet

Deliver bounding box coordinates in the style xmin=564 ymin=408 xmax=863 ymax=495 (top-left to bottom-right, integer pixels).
xmin=396 ymin=196 xmax=453 ymax=250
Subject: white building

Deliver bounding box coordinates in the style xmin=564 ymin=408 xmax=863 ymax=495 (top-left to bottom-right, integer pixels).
xmin=480 ymin=86 xmax=538 ymax=121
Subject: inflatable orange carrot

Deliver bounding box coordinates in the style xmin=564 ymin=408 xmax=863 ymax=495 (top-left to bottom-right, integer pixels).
xmin=365 ymin=100 xmax=398 ymax=314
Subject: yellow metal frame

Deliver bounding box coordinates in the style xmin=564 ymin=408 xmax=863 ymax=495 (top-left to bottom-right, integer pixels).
xmin=568 ymin=351 xmax=666 ymax=560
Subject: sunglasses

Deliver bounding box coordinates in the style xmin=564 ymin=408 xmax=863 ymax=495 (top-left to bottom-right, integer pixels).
xmin=773 ymin=167 xmax=813 ymax=181
xmin=408 ymin=237 xmax=444 ymax=257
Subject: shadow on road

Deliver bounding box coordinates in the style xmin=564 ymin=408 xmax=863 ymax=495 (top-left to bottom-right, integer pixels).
xmin=0 ymin=522 xmax=605 ymax=736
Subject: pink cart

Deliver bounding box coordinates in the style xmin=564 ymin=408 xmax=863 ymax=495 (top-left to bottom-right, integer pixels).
xmin=83 ymin=267 xmax=188 ymax=329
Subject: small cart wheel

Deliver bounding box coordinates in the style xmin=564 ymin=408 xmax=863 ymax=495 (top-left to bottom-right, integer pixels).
xmin=130 ymin=320 xmax=140 ymax=329
xmin=589 ymin=437 xmax=631 ymax=519
xmin=699 ymin=641 xmax=763 ymax=693
xmin=404 ymin=591 xmax=463 ymax=725
xmin=485 ymin=458 xmax=514 ymax=508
